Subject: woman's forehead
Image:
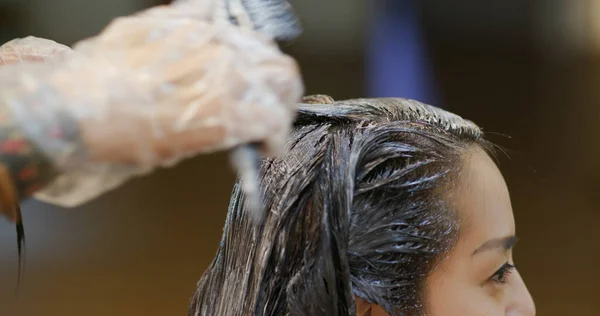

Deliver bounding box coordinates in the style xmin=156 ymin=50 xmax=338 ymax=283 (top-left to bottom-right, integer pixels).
xmin=454 ymin=147 xmax=516 ymax=251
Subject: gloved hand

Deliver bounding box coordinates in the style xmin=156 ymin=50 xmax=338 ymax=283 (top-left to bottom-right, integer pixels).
xmin=0 ymin=1 xmax=303 ymax=207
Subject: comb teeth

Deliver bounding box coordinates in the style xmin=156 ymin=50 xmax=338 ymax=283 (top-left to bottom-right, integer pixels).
xmin=241 ymin=0 xmax=302 ymax=41
xmin=219 ymin=0 xmax=302 ymax=41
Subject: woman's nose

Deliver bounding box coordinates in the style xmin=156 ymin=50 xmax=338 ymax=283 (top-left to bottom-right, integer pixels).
xmin=506 ymin=271 xmax=536 ymax=316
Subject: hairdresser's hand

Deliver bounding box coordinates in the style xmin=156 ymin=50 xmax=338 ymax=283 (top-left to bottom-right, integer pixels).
xmin=74 ymin=12 xmax=303 ymax=164
xmin=0 ymin=21 xmax=301 ymax=173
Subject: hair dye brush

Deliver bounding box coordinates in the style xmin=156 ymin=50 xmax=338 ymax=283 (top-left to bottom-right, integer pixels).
xmin=217 ymin=0 xmax=302 ymax=224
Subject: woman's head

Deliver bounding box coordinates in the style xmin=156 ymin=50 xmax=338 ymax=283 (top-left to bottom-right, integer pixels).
xmin=190 ymin=96 xmax=535 ymax=316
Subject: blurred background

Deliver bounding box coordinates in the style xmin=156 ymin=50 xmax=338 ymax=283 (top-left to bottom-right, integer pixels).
xmin=0 ymin=0 xmax=599 ymax=315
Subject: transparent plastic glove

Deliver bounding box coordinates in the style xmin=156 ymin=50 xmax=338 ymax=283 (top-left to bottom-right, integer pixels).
xmin=0 ymin=5 xmax=303 ymax=207
xmin=0 ymin=36 xmax=73 ymax=65
xmin=0 ymin=37 xmax=75 ymax=220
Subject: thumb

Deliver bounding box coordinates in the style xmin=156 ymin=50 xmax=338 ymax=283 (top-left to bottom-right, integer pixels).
xmin=0 ymin=36 xmax=73 ymax=65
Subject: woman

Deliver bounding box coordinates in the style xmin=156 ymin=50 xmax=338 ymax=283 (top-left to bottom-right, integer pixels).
xmin=189 ymin=96 xmax=536 ymax=315
xmin=0 ymin=0 xmax=302 ymax=220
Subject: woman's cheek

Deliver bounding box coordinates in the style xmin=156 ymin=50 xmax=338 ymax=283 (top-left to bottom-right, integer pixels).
xmin=428 ymin=281 xmax=507 ymax=316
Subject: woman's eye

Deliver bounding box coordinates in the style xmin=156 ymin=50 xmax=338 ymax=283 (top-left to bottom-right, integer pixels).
xmin=490 ymin=262 xmax=516 ymax=284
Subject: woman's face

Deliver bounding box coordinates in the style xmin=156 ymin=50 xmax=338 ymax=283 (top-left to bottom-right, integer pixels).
xmin=425 ymin=146 xmax=536 ymax=316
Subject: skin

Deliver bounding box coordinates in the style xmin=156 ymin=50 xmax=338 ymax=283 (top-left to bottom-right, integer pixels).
xmin=356 ymin=146 xmax=536 ymax=316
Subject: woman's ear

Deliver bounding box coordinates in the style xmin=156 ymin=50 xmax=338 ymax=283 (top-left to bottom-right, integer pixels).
xmin=355 ymin=296 xmax=390 ymax=316
xmin=356 ymin=296 xmax=372 ymax=316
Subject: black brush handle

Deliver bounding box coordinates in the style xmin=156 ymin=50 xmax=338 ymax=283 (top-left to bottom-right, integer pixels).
xmin=15 ymin=204 xmax=25 ymax=296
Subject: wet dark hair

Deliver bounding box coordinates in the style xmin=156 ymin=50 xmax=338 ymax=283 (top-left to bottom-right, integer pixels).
xmin=189 ymin=96 xmax=489 ymax=316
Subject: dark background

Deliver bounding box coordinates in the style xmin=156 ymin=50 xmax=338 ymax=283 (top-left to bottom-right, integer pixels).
xmin=0 ymin=0 xmax=598 ymax=315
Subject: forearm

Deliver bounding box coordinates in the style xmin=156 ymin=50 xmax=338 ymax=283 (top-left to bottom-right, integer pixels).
xmin=0 ymin=97 xmax=60 ymax=214
xmin=0 ymin=61 xmax=146 ymax=208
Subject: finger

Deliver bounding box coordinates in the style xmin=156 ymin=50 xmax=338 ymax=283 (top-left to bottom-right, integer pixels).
xmin=260 ymin=106 xmax=294 ymax=157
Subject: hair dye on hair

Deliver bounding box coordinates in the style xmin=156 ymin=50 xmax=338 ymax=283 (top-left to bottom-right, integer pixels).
xmin=189 ymin=97 xmax=489 ymax=316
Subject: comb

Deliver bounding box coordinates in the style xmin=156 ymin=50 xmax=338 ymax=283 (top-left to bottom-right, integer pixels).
xmin=221 ymin=0 xmax=302 ymax=224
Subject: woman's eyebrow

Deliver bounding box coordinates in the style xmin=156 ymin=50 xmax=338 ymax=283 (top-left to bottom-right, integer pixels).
xmin=472 ymin=235 xmax=519 ymax=256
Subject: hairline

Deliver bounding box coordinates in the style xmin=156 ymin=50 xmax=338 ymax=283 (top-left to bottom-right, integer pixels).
xmin=418 ymin=142 xmax=495 ymax=311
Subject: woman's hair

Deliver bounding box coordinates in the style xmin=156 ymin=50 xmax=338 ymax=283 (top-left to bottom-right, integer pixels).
xmin=189 ymin=96 xmax=489 ymax=316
